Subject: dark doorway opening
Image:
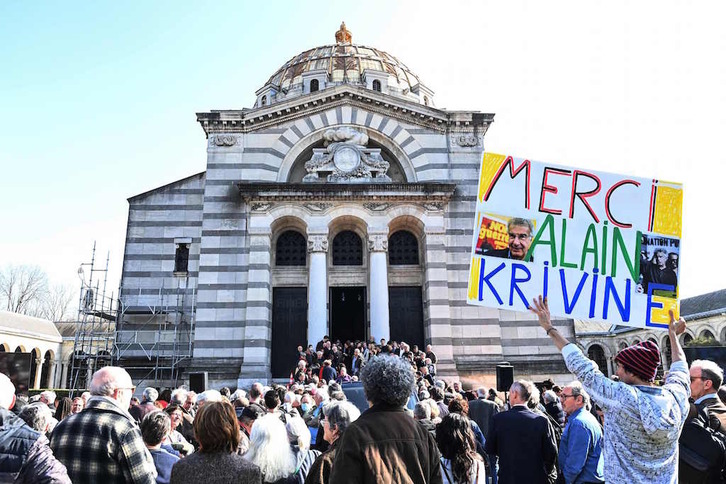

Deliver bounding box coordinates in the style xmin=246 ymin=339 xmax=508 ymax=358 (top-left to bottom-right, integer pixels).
xmin=330 ymin=287 xmax=366 ymax=343
xmin=271 ymin=287 xmax=308 ymax=378
xmin=389 ymin=286 xmax=425 ymax=349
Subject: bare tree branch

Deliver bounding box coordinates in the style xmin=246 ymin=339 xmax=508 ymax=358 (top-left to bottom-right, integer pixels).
xmin=40 ymin=284 xmax=76 ymax=322
xmin=0 ymin=265 xmax=49 ymax=314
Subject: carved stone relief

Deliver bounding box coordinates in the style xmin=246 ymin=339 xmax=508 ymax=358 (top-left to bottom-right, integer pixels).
xmin=210 ymin=135 xmax=238 ymax=147
xmin=453 ymin=134 xmax=480 ymax=147
xmin=304 ymin=202 xmax=333 ymax=212
xmin=368 ymin=234 xmax=388 ymax=252
xmin=307 ymin=235 xmax=329 ymax=253
xmin=251 ymin=202 xmax=273 ymax=212
xmin=421 ymin=202 xmax=444 ymax=212
xmin=363 ymin=202 xmax=390 ymax=212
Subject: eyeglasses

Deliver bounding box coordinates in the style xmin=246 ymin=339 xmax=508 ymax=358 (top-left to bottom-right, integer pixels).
xmin=559 ymin=394 xmax=577 ymax=400
xmin=118 ymin=386 xmax=136 ymax=392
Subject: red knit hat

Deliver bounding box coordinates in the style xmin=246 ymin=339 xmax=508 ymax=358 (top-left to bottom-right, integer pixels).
xmin=614 ymin=341 xmax=661 ymax=382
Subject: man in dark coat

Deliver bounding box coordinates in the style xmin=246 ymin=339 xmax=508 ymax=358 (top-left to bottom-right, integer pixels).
xmin=0 ymin=373 xmax=71 ymax=483
xmin=485 ymin=380 xmax=557 ymax=484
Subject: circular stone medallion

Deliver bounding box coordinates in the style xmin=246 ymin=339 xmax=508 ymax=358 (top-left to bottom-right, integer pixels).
xmin=333 ymin=146 xmax=360 ymax=173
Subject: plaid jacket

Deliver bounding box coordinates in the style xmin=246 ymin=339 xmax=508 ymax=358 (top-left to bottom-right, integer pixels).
xmin=50 ymin=396 xmax=157 ymax=484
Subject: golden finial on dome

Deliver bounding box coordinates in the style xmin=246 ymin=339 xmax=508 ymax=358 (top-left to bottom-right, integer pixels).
xmin=335 ymin=22 xmax=352 ymax=44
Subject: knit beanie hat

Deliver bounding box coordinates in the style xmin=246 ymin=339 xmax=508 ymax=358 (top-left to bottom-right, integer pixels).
xmin=614 ymin=340 xmax=661 ymax=381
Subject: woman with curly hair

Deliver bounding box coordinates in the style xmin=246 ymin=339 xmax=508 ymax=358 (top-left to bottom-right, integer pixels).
xmin=436 ymin=413 xmax=486 ymax=484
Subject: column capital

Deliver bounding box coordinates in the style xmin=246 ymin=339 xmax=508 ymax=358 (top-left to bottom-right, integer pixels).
xmin=307 ymin=234 xmax=329 ymax=253
xmin=368 ymin=234 xmax=388 ymax=252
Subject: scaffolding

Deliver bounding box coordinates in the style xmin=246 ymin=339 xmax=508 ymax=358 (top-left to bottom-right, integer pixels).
xmin=114 ymin=274 xmax=196 ymax=389
xmin=67 ymin=243 xmax=117 ymax=394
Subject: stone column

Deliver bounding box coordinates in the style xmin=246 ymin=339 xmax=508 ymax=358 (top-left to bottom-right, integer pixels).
xmin=307 ymin=234 xmax=328 ymax=347
xmin=368 ymin=234 xmax=390 ymax=342
xmin=32 ymin=356 xmax=42 ymax=389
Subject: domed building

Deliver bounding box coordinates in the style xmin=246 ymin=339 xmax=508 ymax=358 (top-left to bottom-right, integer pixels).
xmin=116 ymin=23 xmax=576 ymax=389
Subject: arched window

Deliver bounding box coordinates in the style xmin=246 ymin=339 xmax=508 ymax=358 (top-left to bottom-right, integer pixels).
xmin=276 ymin=230 xmax=307 ymax=266
xmin=333 ymin=231 xmax=362 ymax=266
xmin=700 ymin=329 xmax=716 ymax=341
xmin=372 ymin=80 xmax=381 ymax=92
xmin=389 ymin=231 xmax=419 ymax=265
xmin=40 ymin=350 xmax=53 ymax=388
xmin=682 ymin=333 xmax=693 ymax=346
xmin=618 ymin=341 xmax=628 ymax=351
xmin=587 ymin=344 xmax=609 ymax=377
xmin=261 ymin=95 xmax=267 ymax=106
xmin=174 ymin=243 xmax=189 ymax=273
xmin=310 ymin=79 xmax=319 ymax=93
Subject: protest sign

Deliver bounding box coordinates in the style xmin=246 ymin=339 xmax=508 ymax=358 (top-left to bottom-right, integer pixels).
xmin=467 ymin=153 xmax=682 ymax=329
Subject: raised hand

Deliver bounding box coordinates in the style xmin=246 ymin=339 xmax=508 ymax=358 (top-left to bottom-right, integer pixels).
xmin=668 ymin=309 xmax=686 ymax=336
xmin=530 ymin=295 xmax=553 ymax=331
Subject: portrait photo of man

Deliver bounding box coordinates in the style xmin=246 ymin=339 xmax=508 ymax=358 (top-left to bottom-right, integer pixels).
xmin=484 ymin=217 xmax=534 ymax=262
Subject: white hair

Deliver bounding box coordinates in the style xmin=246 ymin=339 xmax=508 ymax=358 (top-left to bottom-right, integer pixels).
xmin=245 ymin=414 xmax=297 ymax=481
xmin=692 ymin=360 xmax=725 ymax=387
xmin=40 ymin=390 xmax=56 ymax=404
xmin=285 ymin=415 xmax=311 ymax=450
xmin=142 ymin=387 xmax=158 ymax=402
xmin=196 ymin=389 xmax=222 ymax=406
xmin=0 ymin=373 xmax=14 ymax=409
xmin=89 ymin=367 xmax=132 ymax=397
xmin=170 ymin=388 xmax=187 ymax=405
xmin=476 ymin=387 xmax=488 ymax=398
xmin=230 ymin=389 xmax=246 ymax=402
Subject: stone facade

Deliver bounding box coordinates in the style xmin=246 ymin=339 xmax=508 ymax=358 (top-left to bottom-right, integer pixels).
xmin=117 ymin=29 xmax=576 ymax=389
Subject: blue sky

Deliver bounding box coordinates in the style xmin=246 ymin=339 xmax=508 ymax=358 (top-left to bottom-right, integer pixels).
xmin=1 ymin=1 xmax=725 ymax=300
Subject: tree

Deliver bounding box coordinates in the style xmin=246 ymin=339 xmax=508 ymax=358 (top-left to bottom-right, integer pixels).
xmin=0 ymin=265 xmax=48 ymax=314
xmin=0 ymin=265 xmax=75 ymax=321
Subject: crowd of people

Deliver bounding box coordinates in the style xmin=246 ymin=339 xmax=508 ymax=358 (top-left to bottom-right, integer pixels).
xmin=0 ymin=300 xmax=725 ymax=483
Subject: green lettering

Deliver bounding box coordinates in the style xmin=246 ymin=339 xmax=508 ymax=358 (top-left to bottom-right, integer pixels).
xmin=580 ymin=223 xmax=599 ymax=271
xmin=610 ymin=228 xmax=642 ymax=280
xmin=559 ymin=218 xmax=578 ymax=269
xmin=525 ymin=214 xmax=557 ymax=265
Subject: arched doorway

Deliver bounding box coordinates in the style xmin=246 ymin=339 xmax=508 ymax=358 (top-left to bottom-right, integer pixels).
xmin=388 ymin=230 xmax=424 ymax=349
xmin=587 ymin=344 xmax=609 ymax=377
xmin=330 ymin=230 xmax=366 ymax=343
xmin=29 ymin=348 xmax=40 ymax=389
xmin=40 ymin=350 xmax=54 ymax=388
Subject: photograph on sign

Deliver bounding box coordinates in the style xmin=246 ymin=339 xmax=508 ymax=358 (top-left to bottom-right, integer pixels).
xmin=467 ymin=153 xmax=682 ymax=330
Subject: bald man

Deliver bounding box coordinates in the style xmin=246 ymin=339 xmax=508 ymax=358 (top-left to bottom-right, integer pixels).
xmin=50 ymin=367 xmax=157 ymax=484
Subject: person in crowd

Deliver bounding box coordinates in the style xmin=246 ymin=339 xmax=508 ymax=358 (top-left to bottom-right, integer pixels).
xmin=182 ymin=391 xmax=197 ymax=417
xmin=0 ymin=372 xmax=71 ymax=483
xmin=50 ymin=366 xmax=157 ymax=483
xmin=238 ymin=403 xmax=266 ymax=454
xmin=196 ymin=389 xmax=222 ymax=409
xmin=163 ymin=404 xmax=194 ymax=455
xmin=557 ymin=382 xmax=604 ymax=484
xmin=430 ymin=386 xmax=450 ymax=418
xmin=447 ymin=398 xmax=486 ymax=457
xmin=335 ymin=366 xmax=352 ymax=384
xmin=321 ymin=360 xmax=337 ymax=383
xmin=131 ymin=387 xmax=159 ymax=423
xmin=170 ymin=401 xmax=261 ymax=484
xmin=329 ymin=355 xmax=442 ymax=483
xmin=54 ymin=397 xmax=73 ymax=422
xmin=305 ymin=401 xmax=360 ymax=484
xmin=425 ymin=344 xmax=438 ymax=365
xmin=249 ymin=383 xmax=265 ymax=406
xmin=350 ymin=349 xmax=364 ymax=377
xmin=639 ymin=248 xmax=677 ymax=294
xmin=468 ymin=387 xmax=499 ymax=439
xmin=413 ymin=400 xmax=437 ymax=438
xmin=70 ymin=396 xmax=84 ymax=414
xmin=531 ymin=296 xmax=690 ymax=483
xmin=244 ymin=413 xmax=297 ymax=483
xmin=543 ymin=390 xmax=565 ymax=428
xmin=19 ymin=402 xmax=53 ymax=436
xmin=679 ymin=359 xmax=726 ymax=482
xmin=436 ymin=413 xmax=486 ymax=484
xmin=286 ymin=414 xmax=321 ymax=484
xmin=264 ymin=389 xmax=282 ymax=416
xmin=80 ymin=391 xmax=91 ymax=406
xmin=39 ymin=390 xmax=57 ymax=411
xmin=485 ymin=380 xmax=557 ymax=484
xmin=141 ymin=410 xmax=179 ymax=484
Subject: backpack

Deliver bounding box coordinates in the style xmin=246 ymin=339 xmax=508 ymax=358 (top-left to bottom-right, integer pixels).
xmin=679 ymin=407 xmax=726 ymax=483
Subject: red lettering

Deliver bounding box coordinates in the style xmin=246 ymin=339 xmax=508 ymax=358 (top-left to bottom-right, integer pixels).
xmin=538 ymin=167 xmax=571 ymax=215
xmin=606 ymin=179 xmax=641 ymax=228
xmin=483 ymin=156 xmax=531 ymax=209
xmin=569 ymin=170 xmax=602 ymax=223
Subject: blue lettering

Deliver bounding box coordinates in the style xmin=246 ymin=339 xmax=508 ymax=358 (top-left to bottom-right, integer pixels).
xmin=560 ymin=269 xmax=589 ymax=314
xmin=510 ymin=263 xmax=531 ymax=307
xmin=603 ymin=276 xmax=631 ymax=322
xmin=479 ymin=259 xmax=506 ymax=305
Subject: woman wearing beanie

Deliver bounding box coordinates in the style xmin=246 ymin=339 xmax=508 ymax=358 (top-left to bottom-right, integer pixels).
xmin=531 ymin=296 xmax=690 ymax=484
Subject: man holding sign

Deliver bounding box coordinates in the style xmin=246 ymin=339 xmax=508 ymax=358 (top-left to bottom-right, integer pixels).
xmin=530 ymin=296 xmax=690 ymax=484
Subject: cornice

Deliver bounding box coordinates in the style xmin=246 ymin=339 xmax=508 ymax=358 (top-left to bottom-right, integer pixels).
xmin=237 ymin=181 xmax=457 ymax=203
xmin=197 ymin=85 xmax=494 ymax=136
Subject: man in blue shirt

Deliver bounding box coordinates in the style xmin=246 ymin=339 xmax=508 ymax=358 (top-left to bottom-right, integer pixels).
xmin=558 ymin=381 xmax=604 ymax=484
